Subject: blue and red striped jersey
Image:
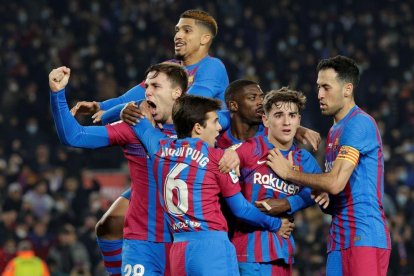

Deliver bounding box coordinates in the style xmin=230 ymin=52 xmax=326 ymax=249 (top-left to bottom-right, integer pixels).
xmin=216 ymin=124 xmax=267 ymax=149
xmin=99 ymin=55 xmax=229 ymax=111
xmin=233 ymin=135 xmax=321 ymax=264
xmin=324 ymin=106 xmax=391 ymax=252
xmin=152 ymin=138 xmax=241 ymax=233
xmin=106 ymin=121 xmax=176 ymax=242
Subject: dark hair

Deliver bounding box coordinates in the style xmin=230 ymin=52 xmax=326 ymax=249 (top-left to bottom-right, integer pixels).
xmin=172 ymin=95 xmax=222 ymax=139
xmin=224 ymin=79 xmax=259 ymax=109
xmin=180 ymin=10 xmax=218 ymax=37
xmin=317 ymin=55 xmax=360 ymax=88
xmin=263 ymin=87 xmax=306 ymax=114
xmin=144 ymin=63 xmax=188 ymax=93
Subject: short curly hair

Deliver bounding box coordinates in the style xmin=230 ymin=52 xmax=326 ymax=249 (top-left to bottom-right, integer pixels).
xmin=263 ymin=87 xmax=306 ymax=114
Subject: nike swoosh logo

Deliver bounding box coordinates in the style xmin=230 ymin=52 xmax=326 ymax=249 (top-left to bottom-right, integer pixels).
xmin=257 ymin=160 xmax=267 ymax=165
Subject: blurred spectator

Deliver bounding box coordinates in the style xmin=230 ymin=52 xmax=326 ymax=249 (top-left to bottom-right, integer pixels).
xmin=23 ymin=179 xmax=54 ymax=219
xmin=1 ymin=240 xmax=50 ymax=276
xmin=47 ymin=224 xmax=90 ymax=275
xmin=0 ymin=239 xmax=17 ymax=274
xmin=2 ymin=183 xmax=23 ymax=213
xmin=28 ymin=220 xmax=54 ymax=260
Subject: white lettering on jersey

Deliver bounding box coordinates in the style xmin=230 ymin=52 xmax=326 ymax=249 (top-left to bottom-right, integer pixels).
xmin=253 ymin=172 xmax=300 ymax=195
xmin=161 ymin=147 xmax=209 ymax=167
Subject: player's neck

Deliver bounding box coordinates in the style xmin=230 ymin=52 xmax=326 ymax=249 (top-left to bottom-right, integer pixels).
xmin=230 ymin=116 xmax=260 ymax=141
xmin=182 ymin=51 xmax=208 ymax=66
xmin=334 ymin=101 xmax=356 ymax=123
xmin=267 ymin=135 xmax=293 ymax=151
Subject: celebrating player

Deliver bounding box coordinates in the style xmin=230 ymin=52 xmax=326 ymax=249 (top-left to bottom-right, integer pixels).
xmin=130 ymin=94 xmax=295 ymax=275
xmin=266 ymin=56 xmax=391 ymax=276
xmin=49 ymin=63 xmax=188 ymax=275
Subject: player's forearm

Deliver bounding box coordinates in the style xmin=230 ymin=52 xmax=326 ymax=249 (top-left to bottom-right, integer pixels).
xmin=50 ymin=89 xmax=110 ymax=148
xmin=286 ymin=170 xmax=339 ymax=194
xmin=287 ymin=187 xmax=314 ymax=214
xmin=225 ymin=193 xmax=281 ymax=232
xmin=99 ymin=85 xmax=145 ymax=110
xmin=101 ymin=104 xmax=125 ymax=125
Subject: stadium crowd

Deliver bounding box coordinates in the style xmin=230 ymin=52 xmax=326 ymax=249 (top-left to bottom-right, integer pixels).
xmin=0 ymin=0 xmax=413 ymax=275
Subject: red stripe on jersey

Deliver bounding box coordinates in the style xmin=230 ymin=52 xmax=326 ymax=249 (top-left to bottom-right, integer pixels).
xmin=233 ymin=231 xmax=248 ymax=262
xmin=268 ymin=233 xmax=278 ymax=261
xmin=101 ymin=248 xmax=122 ymax=257
xmin=185 ymin=141 xmax=201 ymax=232
xmin=286 ymin=238 xmax=294 ymax=264
xmin=104 ymin=260 xmax=122 ymax=268
xmin=253 ymin=231 xmax=263 ymax=261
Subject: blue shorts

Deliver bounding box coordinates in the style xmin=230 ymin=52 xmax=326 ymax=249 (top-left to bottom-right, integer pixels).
xmin=121 ymin=188 xmax=131 ymax=200
xmin=122 ymin=239 xmax=171 ymax=276
xmin=170 ymin=231 xmax=239 ymax=276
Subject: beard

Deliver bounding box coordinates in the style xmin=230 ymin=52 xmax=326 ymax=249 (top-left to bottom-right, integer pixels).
xmin=174 ymin=53 xmax=184 ymax=60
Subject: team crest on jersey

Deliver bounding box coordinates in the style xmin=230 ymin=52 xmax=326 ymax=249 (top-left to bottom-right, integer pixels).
xmin=229 ymin=170 xmax=239 ymax=184
xmin=188 ymin=75 xmax=194 ymax=86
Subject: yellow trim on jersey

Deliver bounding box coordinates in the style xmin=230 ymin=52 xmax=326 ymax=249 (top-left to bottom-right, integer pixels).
xmin=336 ymin=145 xmax=360 ymax=166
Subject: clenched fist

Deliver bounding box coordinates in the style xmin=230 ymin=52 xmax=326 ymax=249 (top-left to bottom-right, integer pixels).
xmin=49 ymin=66 xmax=71 ymax=92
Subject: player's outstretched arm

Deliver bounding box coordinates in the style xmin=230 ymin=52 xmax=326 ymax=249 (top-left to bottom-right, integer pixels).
xmin=224 ymin=192 xmax=294 ymax=238
xmin=49 ymin=67 xmax=111 ymax=149
xmin=267 ymin=148 xmax=355 ymax=195
xmin=99 ymin=84 xmax=146 ymax=111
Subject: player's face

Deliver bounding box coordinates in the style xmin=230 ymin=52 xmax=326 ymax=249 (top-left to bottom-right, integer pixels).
xmin=317 ymin=69 xmax=346 ymax=118
xmin=174 ymin=18 xmax=204 ymax=61
xmin=199 ymin=111 xmax=222 ymax=147
xmin=233 ymin=84 xmax=264 ymax=124
xmin=145 ymin=71 xmax=179 ymax=124
xmin=263 ymin=102 xmax=301 ymax=150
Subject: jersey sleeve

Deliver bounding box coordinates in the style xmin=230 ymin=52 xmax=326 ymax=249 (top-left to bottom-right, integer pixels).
xmin=287 ymin=150 xmax=322 ymax=213
xmin=101 ymin=99 xmax=146 ymax=125
xmin=131 ymin=118 xmax=167 ymax=156
xmin=50 ymin=89 xmax=110 ymax=149
xmin=187 ymin=59 xmax=228 ymax=101
xmin=224 ymin=192 xmax=281 ymax=232
xmin=99 ymin=82 xmax=145 ymax=110
xmin=340 ymin=115 xmax=378 ymax=155
xmin=218 ymin=110 xmax=231 ymax=131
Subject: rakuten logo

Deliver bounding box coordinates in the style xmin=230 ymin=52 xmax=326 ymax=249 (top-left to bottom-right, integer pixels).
xmin=253 ymin=172 xmax=300 ymax=195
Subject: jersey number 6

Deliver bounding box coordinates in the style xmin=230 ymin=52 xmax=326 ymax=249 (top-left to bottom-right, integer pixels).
xmin=164 ymin=163 xmax=189 ymax=216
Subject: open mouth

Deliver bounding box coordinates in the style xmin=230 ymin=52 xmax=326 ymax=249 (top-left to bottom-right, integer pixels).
xmin=175 ymin=41 xmax=185 ymax=50
xmin=256 ymin=107 xmax=264 ymax=116
xmin=146 ymin=100 xmax=157 ymax=115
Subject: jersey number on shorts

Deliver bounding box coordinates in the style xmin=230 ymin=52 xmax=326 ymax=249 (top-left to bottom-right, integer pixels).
xmin=164 ymin=163 xmax=189 ymax=216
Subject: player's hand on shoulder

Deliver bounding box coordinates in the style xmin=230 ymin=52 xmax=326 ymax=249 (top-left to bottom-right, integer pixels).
xmin=121 ymin=101 xmax=156 ymax=127
xmin=295 ymin=126 xmax=321 ymax=152
xmin=49 ymin=66 xmax=71 ymax=92
xmin=277 ymin=217 xmax=295 ymax=239
xmin=219 ymin=149 xmax=240 ymax=175
xmin=70 ymin=101 xmax=100 ymax=116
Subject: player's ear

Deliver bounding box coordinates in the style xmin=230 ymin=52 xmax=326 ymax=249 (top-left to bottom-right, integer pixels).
xmin=172 ymin=87 xmax=182 ymax=99
xmin=200 ymin=33 xmax=212 ymax=46
xmin=228 ymin=100 xmax=238 ymax=112
xmin=262 ymin=114 xmax=269 ymax=128
xmin=193 ymin=122 xmax=203 ymax=135
xmin=344 ymin=83 xmax=353 ymax=98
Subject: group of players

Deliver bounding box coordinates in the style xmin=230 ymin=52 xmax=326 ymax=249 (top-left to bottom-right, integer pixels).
xmin=48 ymin=9 xmax=390 ymax=276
